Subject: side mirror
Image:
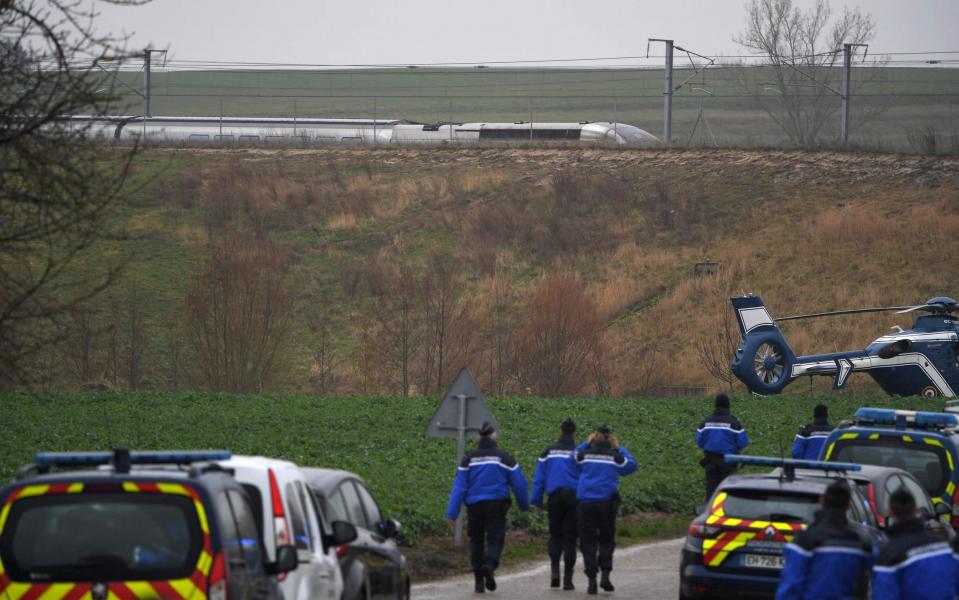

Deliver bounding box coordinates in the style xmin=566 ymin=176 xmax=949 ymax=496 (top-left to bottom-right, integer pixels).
xmin=935 ymin=503 xmax=951 ymax=518
xmin=330 ymin=520 xmax=358 ymax=546
xmin=270 ymin=544 xmax=298 ymax=574
xmin=378 ymin=518 xmax=400 ymax=539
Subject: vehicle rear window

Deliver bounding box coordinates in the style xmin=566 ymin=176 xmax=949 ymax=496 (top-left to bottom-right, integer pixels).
xmin=0 ymin=492 xmax=202 ymax=582
xmin=722 ymin=490 xmax=820 ymax=523
xmin=832 ymin=439 xmax=949 ymax=496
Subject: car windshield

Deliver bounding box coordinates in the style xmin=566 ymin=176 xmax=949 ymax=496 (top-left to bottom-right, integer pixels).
xmin=832 ymin=439 xmax=949 ymax=496
xmin=722 ymin=489 xmax=820 ymax=523
xmin=0 ymin=492 xmax=202 ymax=582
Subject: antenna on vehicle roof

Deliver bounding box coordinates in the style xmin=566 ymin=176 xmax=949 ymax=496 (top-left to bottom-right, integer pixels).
xmin=113 ymin=448 xmax=131 ymax=474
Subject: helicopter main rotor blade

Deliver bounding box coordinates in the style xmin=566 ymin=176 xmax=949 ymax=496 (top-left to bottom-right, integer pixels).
xmin=775 ymin=306 xmax=917 ymax=322
xmin=895 ymin=305 xmax=926 ymax=314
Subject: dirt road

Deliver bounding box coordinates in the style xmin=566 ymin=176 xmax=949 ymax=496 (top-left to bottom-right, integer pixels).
xmin=413 ymin=537 xmax=683 ymax=599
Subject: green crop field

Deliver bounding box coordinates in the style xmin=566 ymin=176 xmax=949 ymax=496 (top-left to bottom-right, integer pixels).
xmin=0 ymin=392 xmax=944 ymax=542
xmin=105 ymin=66 xmax=959 ymax=150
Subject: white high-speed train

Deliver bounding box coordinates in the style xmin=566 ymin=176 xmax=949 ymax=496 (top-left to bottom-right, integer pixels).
xmin=68 ymin=115 xmax=661 ymax=147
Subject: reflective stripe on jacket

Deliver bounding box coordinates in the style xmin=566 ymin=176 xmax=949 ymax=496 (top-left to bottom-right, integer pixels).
xmin=776 ymin=508 xmax=872 ymax=600
xmin=696 ymin=407 xmax=749 ymax=455
xmin=446 ymin=437 xmax=530 ymax=520
xmin=531 ymin=434 xmax=580 ymax=506
xmin=790 ymin=419 xmax=834 ymax=460
xmin=872 ymin=518 xmax=955 ymax=600
xmin=573 ymin=441 xmax=637 ymax=502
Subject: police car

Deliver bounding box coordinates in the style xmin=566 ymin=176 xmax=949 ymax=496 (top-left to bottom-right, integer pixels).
xmin=678 ymin=456 xmax=877 ymax=600
xmin=821 ymin=407 xmax=959 ymax=529
xmin=0 ymin=449 xmax=297 ymax=600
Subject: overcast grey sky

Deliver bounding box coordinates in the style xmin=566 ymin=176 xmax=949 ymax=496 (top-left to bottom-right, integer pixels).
xmin=94 ymin=0 xmax=958 ymax=67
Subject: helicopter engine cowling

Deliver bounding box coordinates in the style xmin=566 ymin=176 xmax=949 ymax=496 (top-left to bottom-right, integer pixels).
xmin=731 ymin=329 xmax=797 ymax=395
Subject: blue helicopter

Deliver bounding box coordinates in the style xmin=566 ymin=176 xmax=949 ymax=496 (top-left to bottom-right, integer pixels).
xmin=730 ymin=296 xmax=959 ymax=397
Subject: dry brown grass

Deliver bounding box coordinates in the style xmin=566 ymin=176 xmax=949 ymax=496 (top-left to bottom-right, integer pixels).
xmin=80 ymin=149 xmax=959 ymax=396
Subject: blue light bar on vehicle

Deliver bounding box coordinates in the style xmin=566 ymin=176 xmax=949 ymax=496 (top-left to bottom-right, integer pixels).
xmin=725 ymin=455 xmax=861 ymax=472
xmin=854 ymin=407 xmax=958 ymax=428
xmin=34 ymin=450 xmax=231 ymax=468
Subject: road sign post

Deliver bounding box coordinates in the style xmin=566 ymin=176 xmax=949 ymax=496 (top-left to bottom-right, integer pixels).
xmin=426 ymin=368 xmax=496 ymax=546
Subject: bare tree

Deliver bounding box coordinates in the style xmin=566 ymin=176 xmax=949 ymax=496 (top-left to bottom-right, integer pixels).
xmin=697 ymin=300 xmax=740 ymax=393
xmin=514 ymin=273 xmax=606 ymax=397
xmin=165 ymin=311 xmax=182 ymax=391
xmin=733 ymin=0 xmax=878 ymax=146
xmin=185 ymin=232 xmax=296 ymax=393
xmin=362 ymin=264 xmax=422 ymax=398
xmin=420 ymin=253 xmax=462 ymax=395
xmin=64 ymin=304 xmax=101 ymax=384
xmin=479 ymin=273 xmax=516 ymax=397
xmin=125 ymin=280 xmax=146 ymax=390
xmin=308 ymin=312 xmax=344 ymax=395
xmin=0 ymin=1 xmax=143 ymax=384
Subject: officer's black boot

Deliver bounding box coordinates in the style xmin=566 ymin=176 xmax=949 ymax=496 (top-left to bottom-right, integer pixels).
xmin=474 ymin=571 xmax=485 ymax=594
xmin=587 ymin=576 xmax=598 ymax=595
xmin=562 ymin=566 xmax=575 ymax=591
xmin=550 ymin=561 xmax=560 ymax=588
xmin=483 ymin=565 xmax=497 ymax=592
xmin=600 ymin=570 xmax=614 ymax=592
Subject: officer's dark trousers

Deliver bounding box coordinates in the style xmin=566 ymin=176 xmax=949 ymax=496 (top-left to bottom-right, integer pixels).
xmin=467 ymin=499 xmax=509 ymax=573
xmin=578 ymin=500 xmax=616 ymax=577
xmin=704 ymin=454 xmax=736 ymax=500
xmin=547 ymin=489 xmax=578 ymax=568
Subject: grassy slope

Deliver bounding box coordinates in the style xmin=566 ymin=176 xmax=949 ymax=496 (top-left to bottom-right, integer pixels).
xmin=0 ymin=391 xmax=944 ymax=541
xmin=66 ymin=147 xmax=958 ymax=397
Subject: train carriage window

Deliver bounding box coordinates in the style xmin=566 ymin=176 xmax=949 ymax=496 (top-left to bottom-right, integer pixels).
xmin=239 ymin=135 xmax=260 ymax=141
xmin=214 ymin=134 xmax=234 ymax=141
xmin=188 ymin=134 xmax=210 ymax=141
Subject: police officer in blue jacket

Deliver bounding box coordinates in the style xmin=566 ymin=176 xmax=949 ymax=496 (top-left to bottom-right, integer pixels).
xmin=574 ymin=424 xmax=637 ymax=595
xmin=446 ymin=421 xmax=530 ymax=594
xmin=696 ymin=394 xmax=749 ymax=500
xmin=532 ymin=417 xmax=580 ymax=590
xmin=791 ymin=404 xmax=833 ymax=460
xmin=776 ymin=480 xmax=872 ymax=600
xmin=872 ymin=488 xmax=956 ymax=600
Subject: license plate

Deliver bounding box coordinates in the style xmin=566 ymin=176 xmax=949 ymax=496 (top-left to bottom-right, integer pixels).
xmin=744 ymin=554 xmax=784 ymax=569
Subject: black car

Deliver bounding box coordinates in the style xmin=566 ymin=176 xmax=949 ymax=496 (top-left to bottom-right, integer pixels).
xmin=679 ymin=456 xmax=878 ymax=600
xmin=775 ymin=464 xmax=955 ymax=541
xmin=302 ymin=468 xmax=410 ymax=600
xmin=0 ymin=449 xmax=297 ymax=600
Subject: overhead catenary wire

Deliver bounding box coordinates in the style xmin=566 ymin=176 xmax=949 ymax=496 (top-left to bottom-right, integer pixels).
xmin=56 ymin=50 xmax=959 ymax=73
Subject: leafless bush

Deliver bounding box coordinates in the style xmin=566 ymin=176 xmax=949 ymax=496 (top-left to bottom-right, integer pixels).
xmin=360 ymin=263 xmax=423 ymax=397
xmin=308 ymin=313 xmax=344 ymax=395
xmin=697 ymin=298 xmax=740 ymax=392
xmin=418 ymin=253 xmax=463 ymax=395
xmin=513 ymin=273 xmax=606 ymax=397
xmin=185 ymin=232 xmax=296 ymax=393
xmin=908 ymin=127 xmax=939 ymax=155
